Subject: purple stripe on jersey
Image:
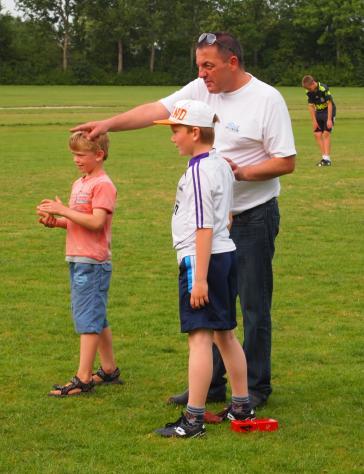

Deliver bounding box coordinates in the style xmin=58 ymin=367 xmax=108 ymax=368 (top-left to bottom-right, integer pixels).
xmin=189 ymin=152 xmax=209 ymax=229
xmin=196 ymin=160 xmax=204 ymax=228
xmin=188 ymin=151 xmax=209 ymax=168
xmin=191 ymin=162 xmax=199 ymax=228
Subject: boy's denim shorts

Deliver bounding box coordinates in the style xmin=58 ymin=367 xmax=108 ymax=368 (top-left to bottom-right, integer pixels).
xmin=69 ymin=262 xmax=112 ymax=334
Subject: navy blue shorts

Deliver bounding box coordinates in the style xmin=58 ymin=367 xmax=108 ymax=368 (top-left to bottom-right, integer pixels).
xmin=69 ymin=262 xmax=112 ymax=334
xmin=178 ymin=251 xmax=237 ymax=333
xmin=315 ymin=110 xmax=335 ymax=133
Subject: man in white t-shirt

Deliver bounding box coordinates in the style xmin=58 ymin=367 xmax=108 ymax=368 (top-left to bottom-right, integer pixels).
xmin=73 ymin=31 xmax=296 ymax=409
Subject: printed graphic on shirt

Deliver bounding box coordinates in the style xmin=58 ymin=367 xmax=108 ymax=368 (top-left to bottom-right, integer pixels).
xmin=74 ymin=193 xmax=90 ymax=205
xmin=306 ymin=82 xmax=336 ymax=112
xmin=225 ymin=122 xmax=240 ymax=133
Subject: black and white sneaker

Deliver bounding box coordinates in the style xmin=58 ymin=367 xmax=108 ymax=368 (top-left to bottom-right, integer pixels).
xmin=227 ymin=407 xmax=256 ymax=421
xmin=317 ymin=159 xmax=332 ymax=167
xmin=155 ymin=413 xmax=206 ymax=438
xmin=218 ymin=404 xmax=256 ymax=422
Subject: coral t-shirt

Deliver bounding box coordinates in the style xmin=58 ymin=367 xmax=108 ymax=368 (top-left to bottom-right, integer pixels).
xmin=66 ymin=171 xmax=117 ymax=261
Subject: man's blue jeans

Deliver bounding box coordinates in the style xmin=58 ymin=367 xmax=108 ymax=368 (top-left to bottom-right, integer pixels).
xmin=210 ymin=197 xmax=280 ymax=399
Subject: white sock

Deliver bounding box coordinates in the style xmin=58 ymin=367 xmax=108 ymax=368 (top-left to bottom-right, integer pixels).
xmin=322 ymin=155 xmax=331 ymax=162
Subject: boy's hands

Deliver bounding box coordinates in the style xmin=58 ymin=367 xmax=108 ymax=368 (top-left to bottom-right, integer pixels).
xmin=37 ymin=197 xmax=106 ymax=231
xmin=37 ymin=196 xmax=67 ymax=216
xmin=37 ymin=210 xmax=57 ymax=227
xmin=37 ymin=197 xmax=68 ymax=228
xmin=192 ymin=228 xmax=212 ymax=309
xmin=190 ymin=279 xmax=209 ymax=309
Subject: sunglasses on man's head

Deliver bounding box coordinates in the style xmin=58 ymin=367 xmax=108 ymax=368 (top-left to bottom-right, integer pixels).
xmin=198 ymin=33 xmax=235 ymax=54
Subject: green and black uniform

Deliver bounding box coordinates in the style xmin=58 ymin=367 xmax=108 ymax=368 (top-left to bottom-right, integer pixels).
xmin=306 ymin=82 xmax=336 ymax=133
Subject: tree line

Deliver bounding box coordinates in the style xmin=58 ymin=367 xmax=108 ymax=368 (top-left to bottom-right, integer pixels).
xmin=1 ymin=0 xmax=363 ymax=86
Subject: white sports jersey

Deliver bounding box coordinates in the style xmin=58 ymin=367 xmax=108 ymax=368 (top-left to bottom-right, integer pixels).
xmin=160 ymin=75 xmax=297 ymax=214
xmin=172 ymin=149 xmax=236 ymax=262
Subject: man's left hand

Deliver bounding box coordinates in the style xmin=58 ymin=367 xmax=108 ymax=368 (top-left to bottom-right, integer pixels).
xmin=224 ymin=157 xmax=244 ymax=181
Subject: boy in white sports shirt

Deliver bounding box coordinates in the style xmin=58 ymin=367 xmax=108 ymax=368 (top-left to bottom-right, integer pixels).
xmin=153 ymin=99 xmax=255 ymax=438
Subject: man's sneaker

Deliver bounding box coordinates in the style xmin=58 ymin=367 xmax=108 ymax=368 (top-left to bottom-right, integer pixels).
xmin=249 ymin=391 xmax=268 ymax=409
xmin=317 ymin=159 xmax=332 ymax=167
xmin=155 ymin=413 xmax=206 ymax=438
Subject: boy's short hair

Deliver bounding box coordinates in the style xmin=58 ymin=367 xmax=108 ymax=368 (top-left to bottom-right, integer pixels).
xmin=302 ymin=75 xmax=316 ymax=88
xmin=185 ymin=114 xmax=219 ymax=145
xmin=69 ymin=131 xmax=110 ymax=160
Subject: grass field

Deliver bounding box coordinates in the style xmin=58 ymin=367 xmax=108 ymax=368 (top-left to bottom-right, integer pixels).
xmin=0 ymin=85 xmax=363 ymax=473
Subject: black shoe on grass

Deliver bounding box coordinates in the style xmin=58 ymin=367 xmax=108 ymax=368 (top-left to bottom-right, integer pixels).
xmin=317 ymin=159 xmax=332 ymax=167
xmin=217 ymin=404 xmax=256 ymax=421
xmin=155 ymin=413 xmax=206 ymax=438
xmin=226 ymin=407 xmax=256 ymax=421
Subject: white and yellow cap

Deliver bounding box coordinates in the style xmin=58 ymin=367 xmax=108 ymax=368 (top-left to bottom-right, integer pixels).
xmin=154 ymin=99 xmax=216 ymax=128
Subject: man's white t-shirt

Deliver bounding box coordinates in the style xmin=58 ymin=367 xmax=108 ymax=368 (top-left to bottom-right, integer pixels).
xmin=160 ymin=75 xmax=297 ymax=214
xmin=172 ymin=149 xmax=236 ymax=262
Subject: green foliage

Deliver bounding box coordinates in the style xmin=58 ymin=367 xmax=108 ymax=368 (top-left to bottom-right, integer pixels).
xmin=0 ymin=12 xmax=14 ymax=62
xmin=0 ymin=1 xmax=363 ymax=85
xmin=252 ymin=63 xmax=362 ymax=87
xmin=293 ymin=0 xmax=364 ymax=65
xmin=0 ymin=85 xmax=363 ymax=472
xmin=15 ymin=0 xmax=80 ymax=70
xmin=0 ymin=16 xmax=60 ymax=84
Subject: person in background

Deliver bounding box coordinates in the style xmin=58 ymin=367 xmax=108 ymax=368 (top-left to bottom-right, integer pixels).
xmin=302 ymin=75 xmax=336 ymax=167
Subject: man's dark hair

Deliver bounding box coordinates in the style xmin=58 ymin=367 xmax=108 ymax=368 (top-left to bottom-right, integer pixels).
xmin=197 ymin=32 xmax=244 ymax=68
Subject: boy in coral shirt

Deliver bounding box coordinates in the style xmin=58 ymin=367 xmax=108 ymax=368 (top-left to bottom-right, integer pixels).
xmin=37 ymin=132 xmax=123 ymax=396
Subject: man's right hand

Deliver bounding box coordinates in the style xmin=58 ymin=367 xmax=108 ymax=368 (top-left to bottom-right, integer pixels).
xmin=70 ymin=120 xmax=109 ymax=140
xmin=70 ymin=102 xmax=169 ymax=138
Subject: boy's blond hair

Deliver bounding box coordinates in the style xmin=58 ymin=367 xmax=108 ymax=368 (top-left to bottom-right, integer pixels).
xmin=69 ymin=131 xmax=110 ymax=160
xmin=302 ymin=75 xmax=315 ymax=88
